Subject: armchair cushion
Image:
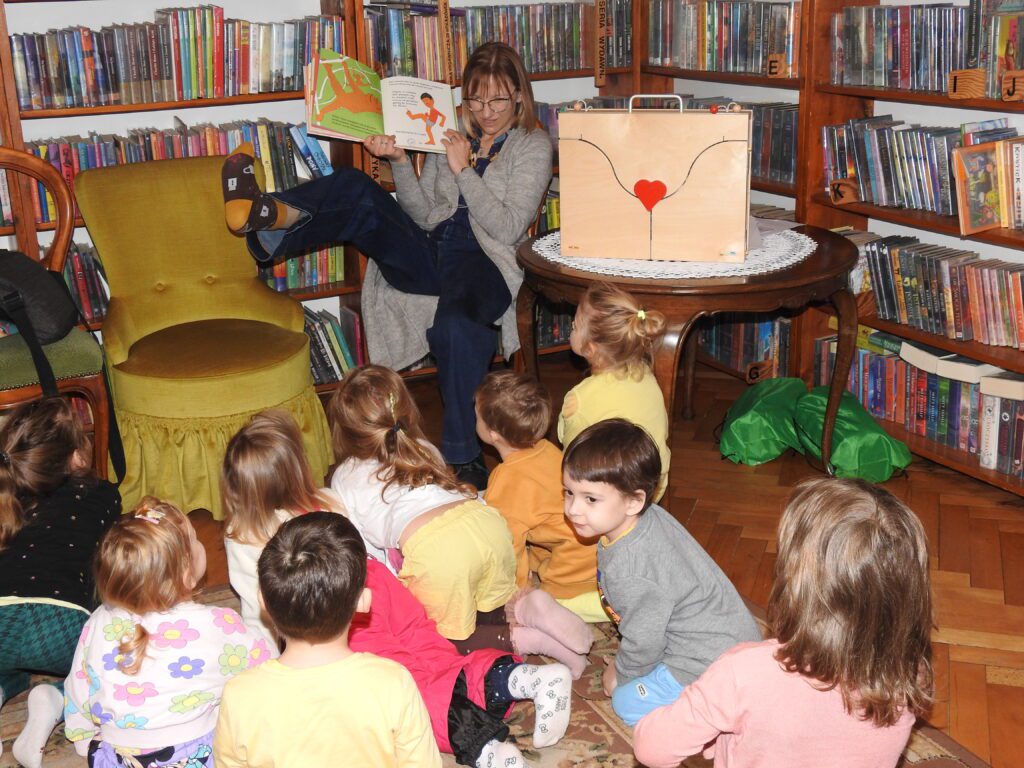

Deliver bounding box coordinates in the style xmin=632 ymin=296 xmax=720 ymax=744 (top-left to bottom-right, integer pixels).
xmin=0 ymin=328 xmax=103 ymax=390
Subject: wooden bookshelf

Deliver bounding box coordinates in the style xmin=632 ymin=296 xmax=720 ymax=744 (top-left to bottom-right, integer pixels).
xmin=811 ymin=193 xmax=1024 ymax=249
xmin=878 ymin=419 xmax=1024 ymax=495
xmin=284 ymin=280 xmax=362 ymax=302
xmin=642 ymin=65 xmax=801 ymax=90
xmin=752 ymin=179 xmax=796 ymax=197
xmin=858 ymin=313 xmax=1024 ymax=374
xmin=815 ymin=82 xmax=1024 ymax=114
xmin=19 ymin=91 xmax=305 ymax=120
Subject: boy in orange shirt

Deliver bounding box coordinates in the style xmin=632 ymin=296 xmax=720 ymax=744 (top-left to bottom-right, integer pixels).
xmin=475 ymin=371 xmax=604 ymax=622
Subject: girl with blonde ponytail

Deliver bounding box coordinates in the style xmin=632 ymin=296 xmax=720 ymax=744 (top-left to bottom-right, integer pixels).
xmin=0 ymin=398 xmax=119 ymax=768
xmin=562 ymin=282 xmax=672 ymax=500
xmin=64 ymin=498 xmax=269 ymax=767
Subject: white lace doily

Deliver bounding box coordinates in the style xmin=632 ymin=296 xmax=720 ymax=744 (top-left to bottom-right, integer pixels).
xmin=531 ymin=229 xmax=816 ymax=279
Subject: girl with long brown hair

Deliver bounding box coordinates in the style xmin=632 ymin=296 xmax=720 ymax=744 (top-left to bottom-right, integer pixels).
xmin=328 ymin=365 xmax=593 ymax=672
xmin=221 ymin=409 xmax=348 ymax=644
xmin=633 ymin=477 xmax=933 ymax=768
xmin=220 ymin=42 xmax=552 ymax=491
xmin=64 ymin=498 xmax=270 ymax=768
xmin=0 ymin=398 xmax=119 ymax=768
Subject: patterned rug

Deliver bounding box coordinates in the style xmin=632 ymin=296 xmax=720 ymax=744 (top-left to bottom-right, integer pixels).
xmin=1 ymin=587 xmax=990 ymax=768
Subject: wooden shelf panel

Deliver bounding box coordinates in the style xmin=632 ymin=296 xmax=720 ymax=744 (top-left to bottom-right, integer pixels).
xmin=811 ymin=192 xmax=1024 ymax=249
xmin=643 ymin=65 xmax=801 ymax=89
xmin=19 ymin=91 xmax=304 ymax=120
xmin=815 ymin=82 xmax=1024 ymax=113
xmin=283 ymin=280 xmax=361 ymax=302
xmin=879 ymin=418 xmax=1024 ymax=495
xmin=855 ymin=312 xmax=1024 ymax=374
xmin=751 ymin=178 xmax=796 ymax=197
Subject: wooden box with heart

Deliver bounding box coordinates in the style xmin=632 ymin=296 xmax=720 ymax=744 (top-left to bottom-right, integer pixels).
xmin=558 ymin=101 xmax=752 ymax=262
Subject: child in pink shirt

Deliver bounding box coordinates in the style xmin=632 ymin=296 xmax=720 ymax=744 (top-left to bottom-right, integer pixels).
xmin=633 ymin=477 xmax=933 ymax=768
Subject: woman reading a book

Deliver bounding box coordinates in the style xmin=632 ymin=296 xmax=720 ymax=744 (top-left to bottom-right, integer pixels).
xmin=221 ymin=42 xmax=553 ymax=490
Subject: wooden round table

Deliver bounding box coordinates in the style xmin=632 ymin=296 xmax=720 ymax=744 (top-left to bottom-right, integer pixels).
xmin=515 ymin=225 xmax=859 ymax=475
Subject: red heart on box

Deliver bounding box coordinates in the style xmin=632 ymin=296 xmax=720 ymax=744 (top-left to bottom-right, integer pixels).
xmin=633 ymin=179 xmax=667 ymax=212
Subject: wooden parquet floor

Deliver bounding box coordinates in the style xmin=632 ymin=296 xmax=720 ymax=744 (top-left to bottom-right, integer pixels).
xmin=508 ymin=354 xmax=1024 ymax=768
xmin=191 ymin=353 xmax=1024 ymax=767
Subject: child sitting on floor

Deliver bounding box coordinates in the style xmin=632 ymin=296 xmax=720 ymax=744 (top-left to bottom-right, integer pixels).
xmin=562 ymin=419 xmax=761 ymax=726
xmin=220 ymin=414 xmax=572 ymax=766
xmin=476 ymin=370 xmax=602 ymax=623
xmin=214 ymin=512 xmax=441 ymax=767
xmin=0 ymin=398 xmax=121 ymax=768
xmin=633 ymin=477 xmax=932 ymax=768
xmin=221 ymin=409 xmax=348 ymax=646
xmin=562 ymin=282 xmax=671 ymax=501
xmin=64 ymin=498 xmax=268 ymax=767
xmin=327 ymin=365 xmax=592 ymax=673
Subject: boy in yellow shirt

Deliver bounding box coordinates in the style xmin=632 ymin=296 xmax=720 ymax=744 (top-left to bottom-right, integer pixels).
xmin=476 ymin=370 xmax=604 ymax=623
xmin=213 ymin=512 xmax=440 ymax=768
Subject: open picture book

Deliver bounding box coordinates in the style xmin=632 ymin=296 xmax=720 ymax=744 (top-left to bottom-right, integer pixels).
xmin=306 ymin=49 xmax=458 ymax=154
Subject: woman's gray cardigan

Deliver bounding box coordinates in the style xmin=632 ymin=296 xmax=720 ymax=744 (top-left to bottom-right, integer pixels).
xmin=361 ymin=126 xmax=554 ymax=370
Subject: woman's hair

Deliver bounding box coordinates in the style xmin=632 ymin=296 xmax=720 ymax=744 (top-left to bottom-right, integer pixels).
xmin=475 ymin=370 xmax=551 ymax=450
xmin=461 ymin=41 xmax=538 ymax=137
xmin=576 ymin=282 xmax=666 ymax=377
xmin=562 ymin=418 xmax=661 ymax=511
xmin=0 ymin=397 xmax=89 ymax=548
xmin=95 ymin=497 xmax=197 ymax=675
xmin=768 ymin=477 xmax=933 ymax=727
xmin=222 ymin=410 xmax=335 ymax=545
xmin=326 ymin=365 xmax=474 ymax=498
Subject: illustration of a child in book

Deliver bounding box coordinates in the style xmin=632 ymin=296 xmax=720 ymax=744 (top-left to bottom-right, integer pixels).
xmin=406 ymin=94 xmax=447 ymax=145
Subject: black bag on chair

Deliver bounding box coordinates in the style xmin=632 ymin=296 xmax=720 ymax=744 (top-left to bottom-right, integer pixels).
xmin=0 ymin=248 xmax=125 ymax=483
xmin=0 ymin=249 xmax=79 ymax=395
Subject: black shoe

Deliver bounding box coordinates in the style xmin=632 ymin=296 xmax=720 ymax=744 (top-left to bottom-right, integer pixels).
xmin=453 ymin=454 xmax=489 ymax=491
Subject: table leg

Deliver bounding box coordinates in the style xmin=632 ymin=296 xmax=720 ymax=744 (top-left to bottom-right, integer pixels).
xmin=823 ymin=289 xmax=857 ymax=474
xmin=515 ymin=282 xmax=539 ymax=379
xmin=681 ymin=331 xmax=698 ymax=420
xmin=652 ymin=316 xmax=698 ymax=429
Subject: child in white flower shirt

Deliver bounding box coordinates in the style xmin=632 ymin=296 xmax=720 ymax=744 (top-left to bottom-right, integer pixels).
xmin=64 ymin=498 xmax=273 ymax=768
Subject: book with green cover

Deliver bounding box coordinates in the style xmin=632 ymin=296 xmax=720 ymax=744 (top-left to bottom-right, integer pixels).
xmin=306 ymin=49 xmax=457 ymax=154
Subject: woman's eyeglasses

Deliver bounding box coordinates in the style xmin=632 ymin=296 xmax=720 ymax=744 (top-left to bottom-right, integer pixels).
xmin=464 ymin=96 xmax=512 ymax=114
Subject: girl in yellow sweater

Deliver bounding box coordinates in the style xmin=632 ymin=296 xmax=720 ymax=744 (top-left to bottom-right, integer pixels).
xmin=560 ymin=282 xmax=671 ymax=501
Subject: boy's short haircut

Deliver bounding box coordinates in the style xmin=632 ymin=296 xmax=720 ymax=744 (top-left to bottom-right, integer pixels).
xmin=562 ymin=418 xmax=661 ymax=510
xmin=258 ymin=512 xmax=367 ymax=643
xmin=476 ymin=370 xmax=552 ymax=450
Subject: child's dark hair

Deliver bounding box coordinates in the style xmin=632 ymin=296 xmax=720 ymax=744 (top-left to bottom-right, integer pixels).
xmin=475 ymin=370 xmax=551 ymax=450
xmin=561 ymin=419 xmax=661 ymax=510
xmin=0 ymin=397 xmax=89 ymax=548
xmin=258 ymin=512 xmax=367 ymax=643
xmin=769 ymin=477 xmax=933 ymax=727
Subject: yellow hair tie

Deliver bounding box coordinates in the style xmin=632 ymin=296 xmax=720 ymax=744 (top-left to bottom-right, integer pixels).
xmin=637 ymin=309 xmax=647 ymax=321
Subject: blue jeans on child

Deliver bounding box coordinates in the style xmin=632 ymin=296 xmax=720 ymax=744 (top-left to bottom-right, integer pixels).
xmin=247 ymin=168 xmax=512 ymax=464
xmin=611 ymin=663 xmax=686 ymax=726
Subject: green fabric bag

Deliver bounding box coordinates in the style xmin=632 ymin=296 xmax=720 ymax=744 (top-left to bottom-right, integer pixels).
xmin=719 ymin=377 xmax=808 ymax=466
xmin=794 ymin=387 xmax=912 ymax=483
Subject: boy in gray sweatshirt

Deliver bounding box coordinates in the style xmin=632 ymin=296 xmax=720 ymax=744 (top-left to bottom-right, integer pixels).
xmin=562 ymin=419 xmax=761 ymax=726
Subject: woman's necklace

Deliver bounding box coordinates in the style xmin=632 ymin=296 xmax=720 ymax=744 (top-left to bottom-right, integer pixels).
xmin=468 ymin=138 xmax=500 ymax=166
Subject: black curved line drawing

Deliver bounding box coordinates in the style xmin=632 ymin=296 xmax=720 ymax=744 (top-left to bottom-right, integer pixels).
xmin=561 ymin=135 xmax=747 ymax=200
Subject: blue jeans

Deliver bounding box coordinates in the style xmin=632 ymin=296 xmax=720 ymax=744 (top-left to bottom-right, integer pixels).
xmin=248 ymin=168 xmax=511 ymax=464
xmin=611 ymin=663 xmax=686 ymax=726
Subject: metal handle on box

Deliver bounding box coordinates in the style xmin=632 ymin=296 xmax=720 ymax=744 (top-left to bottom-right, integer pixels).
xmin=628 ymin=94 xmax=683 ymax=112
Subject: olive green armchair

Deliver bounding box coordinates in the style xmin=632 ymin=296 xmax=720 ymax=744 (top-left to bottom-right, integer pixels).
xmin=75 ymin=156 xmax=332 ymax=518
